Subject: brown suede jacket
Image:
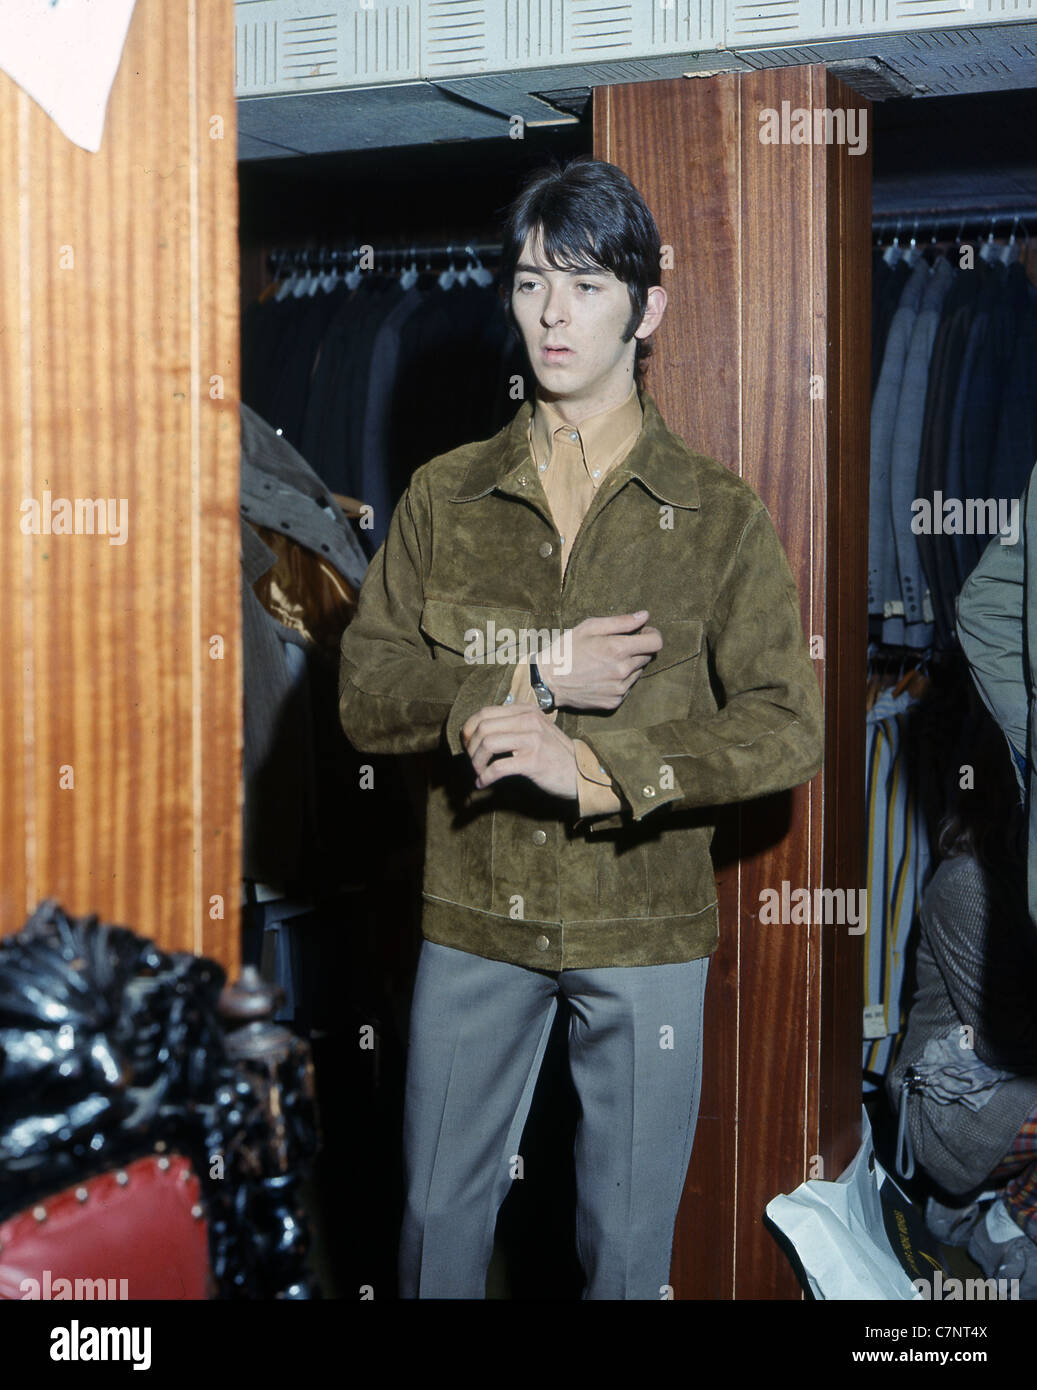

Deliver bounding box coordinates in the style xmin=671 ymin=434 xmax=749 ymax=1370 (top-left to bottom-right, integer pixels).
xmin=338 ymin=390 xmax=824 ymax=970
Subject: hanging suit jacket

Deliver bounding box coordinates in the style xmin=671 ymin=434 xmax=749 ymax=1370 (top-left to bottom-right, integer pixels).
xmin=338 ymin=390 xmax=824 ymax=970
xmin=956 ymin=461 xmax=1037 ymax=931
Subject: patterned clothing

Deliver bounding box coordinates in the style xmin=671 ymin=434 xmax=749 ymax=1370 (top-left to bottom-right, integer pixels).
xmin=989 ymin=1104 xmax=1037 ymax=1243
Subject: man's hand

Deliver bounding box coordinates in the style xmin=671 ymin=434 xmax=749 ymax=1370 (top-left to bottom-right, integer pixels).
xmin=536 ymin=611 xmax=662 ymax=711
xmin=461 ymin=704 xmax=579 ymax=798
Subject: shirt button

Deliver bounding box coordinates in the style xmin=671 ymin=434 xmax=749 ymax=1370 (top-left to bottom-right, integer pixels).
xmin=536 ymin=935 xmax=550 ymax=952
xmin=643 ymin=785 xmax=656 ymax=798
xmin=569 ymin=431 xmax=579 ymax=442
xmin=532 ymin=829 xmax=547 ymax=845
xmin=504 ymin=694 xmax=514 ymax=704
xmin=592 ymin=469 xmax=601 ymax=479
xmin=538 ymin=541 xmax=553 ymax=558
xmin=539 ymin=462 xmax=547 ymax=472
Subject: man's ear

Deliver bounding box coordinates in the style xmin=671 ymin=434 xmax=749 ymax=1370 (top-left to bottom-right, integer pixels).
xmin=635 ymin=285 xmax=667 ymax=341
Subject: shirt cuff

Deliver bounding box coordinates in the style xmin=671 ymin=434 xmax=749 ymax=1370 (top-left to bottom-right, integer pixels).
xmin=507 ymin=657 xmax=540 ymax=707
xmin=572 ymin=737 xmax=622 ymax=817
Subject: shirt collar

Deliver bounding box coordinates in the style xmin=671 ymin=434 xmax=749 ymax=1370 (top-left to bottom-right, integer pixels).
xmin=450 ymin=389 xmax=702 ymax=510
xmin=528 ymin=383 xmax=643 ymax=487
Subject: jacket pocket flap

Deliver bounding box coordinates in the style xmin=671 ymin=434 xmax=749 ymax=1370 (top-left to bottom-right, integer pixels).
xmin=640 ymin=618 xmax=704 ymax=676
xmin=420 ymin=599 xmax=536 ymax=658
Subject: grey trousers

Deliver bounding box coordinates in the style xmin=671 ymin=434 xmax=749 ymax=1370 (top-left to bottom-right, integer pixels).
xmin=398 ymin=939 xmax=710 ymax=1299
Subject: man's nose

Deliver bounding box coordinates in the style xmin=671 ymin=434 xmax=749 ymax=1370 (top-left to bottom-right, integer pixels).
xmin=541 ymin=286 xmax=570 ymax=326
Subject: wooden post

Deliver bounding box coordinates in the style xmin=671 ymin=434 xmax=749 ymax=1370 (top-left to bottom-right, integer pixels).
xmin=595 ymin=64 xmax=869 ymax=1298
xmin=0 ymin=1 xmax=242 ymax=970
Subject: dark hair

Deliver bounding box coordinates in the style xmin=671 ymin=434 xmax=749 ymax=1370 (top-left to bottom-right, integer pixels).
xmin=919 ymin=658 xmax=1027 ymax=875
xmin=498 ymin=156 xmax=663 ymax=389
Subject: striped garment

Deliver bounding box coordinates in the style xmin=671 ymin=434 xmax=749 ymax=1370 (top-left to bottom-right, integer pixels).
xmin=864 ymin=685 xmax=931 ymax=1087
xmin=990 ymin=1103 xmax=1037 ymax=1242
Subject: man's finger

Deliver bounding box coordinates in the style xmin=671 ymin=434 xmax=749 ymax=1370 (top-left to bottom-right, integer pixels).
xmin=472 ymin=731 xmax=537 ymax=779
xmin=580 ymin=611 xmax=651 ymax=635
xmin=461 ymin=701 xmax=540 ymax=746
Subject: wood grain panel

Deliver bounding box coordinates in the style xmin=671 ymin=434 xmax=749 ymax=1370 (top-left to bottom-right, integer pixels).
xmin=0 ymin=1 xmax=241 ymax=971
xmin=820 ymin=70 xmax=870 ymax=1180
xmin=595 ymin=73 xmax=743 ymax=1301
xmin=595 ymin=64 xmax=869 ymax=1299
xmin=735 ymin=63 xmax=824 ymax=1302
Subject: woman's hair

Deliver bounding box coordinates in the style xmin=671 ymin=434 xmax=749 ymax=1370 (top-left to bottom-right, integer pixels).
xmin=498 ymin=156 xmax=663 ymax=389
xmin=927 ymin=661 xmax=1026 ymax=873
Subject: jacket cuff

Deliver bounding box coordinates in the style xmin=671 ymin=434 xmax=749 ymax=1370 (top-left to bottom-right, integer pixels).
xmin=445 ymin=662 xmax=522 ymax=757
xmin=577 ymin=730 xmax=685 ymax=821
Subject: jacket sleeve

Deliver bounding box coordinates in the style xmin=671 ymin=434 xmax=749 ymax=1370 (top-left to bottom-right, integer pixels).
xmin=956 ymin=526 xmax=1029 ymax=780
xmin=338 ymin=475 xmax=519 ymax=755
xmin=578 ymin=506 xmax=824 ymax=825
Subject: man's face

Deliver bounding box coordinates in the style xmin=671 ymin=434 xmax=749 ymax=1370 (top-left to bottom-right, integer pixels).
xmin=510 ymin=229 xmax=645 ymax=409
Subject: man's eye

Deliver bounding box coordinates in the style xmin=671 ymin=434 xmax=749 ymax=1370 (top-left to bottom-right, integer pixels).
xmin=577 ymin=283 xmax=599 ymax=292
xmin=517 ymin=280 xmax=538 ymax=292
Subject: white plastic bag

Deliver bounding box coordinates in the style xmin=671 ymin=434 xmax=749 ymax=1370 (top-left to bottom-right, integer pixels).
xmin=766 ymin=1106 xmax=923 ymax=1299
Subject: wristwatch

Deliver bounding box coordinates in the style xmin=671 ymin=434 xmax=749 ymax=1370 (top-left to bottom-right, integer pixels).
xmin=529 ymin=659 xmax=555 ymax=712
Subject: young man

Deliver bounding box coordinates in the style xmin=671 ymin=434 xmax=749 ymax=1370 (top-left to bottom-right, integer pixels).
xmin=338 ymin=156 xmax=824 ymax=1299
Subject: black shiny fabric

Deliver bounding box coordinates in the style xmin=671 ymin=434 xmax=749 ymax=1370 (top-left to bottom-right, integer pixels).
xmin=0 ymin=899 xmax=319 ymax=1298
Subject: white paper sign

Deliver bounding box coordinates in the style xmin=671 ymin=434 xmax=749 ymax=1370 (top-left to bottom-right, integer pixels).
xmin=0 ymin=0 xmax=138 ymax=153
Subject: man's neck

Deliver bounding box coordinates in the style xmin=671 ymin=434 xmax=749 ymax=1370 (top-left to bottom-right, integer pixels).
xmin=535 ymin=380 xmax=640 ymax=428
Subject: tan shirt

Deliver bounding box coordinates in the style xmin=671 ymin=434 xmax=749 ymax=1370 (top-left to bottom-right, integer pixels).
xmin=503 ymin=383 xmax=644 ymax=817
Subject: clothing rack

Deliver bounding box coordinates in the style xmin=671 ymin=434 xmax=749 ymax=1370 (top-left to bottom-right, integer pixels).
xmin=872 ymin=207 xmax=1036 ymax=243
xmin=267 ymin=241 xmax=503 ymax=276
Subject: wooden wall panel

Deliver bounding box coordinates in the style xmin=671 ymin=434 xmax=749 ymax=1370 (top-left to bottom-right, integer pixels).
xmin=0 ymin=1 xmax=241 ymax=971
xmin=595 ymin=64 xmax=869 ymax=1298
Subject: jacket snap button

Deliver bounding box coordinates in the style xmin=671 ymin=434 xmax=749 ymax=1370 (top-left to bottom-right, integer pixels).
xmin=643 ymin=785 xmax=656 ymax=798
xmin=532 ymin=829 xmax=547 ymax=845
xmin=538 ymin=542 xmax=553 ymax=558
xmin=536 ymin=935 xmax=550 ymax=951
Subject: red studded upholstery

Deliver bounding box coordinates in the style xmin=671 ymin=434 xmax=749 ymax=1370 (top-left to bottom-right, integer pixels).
xmin=0 ymin=1154 xmax=211 ymax=1301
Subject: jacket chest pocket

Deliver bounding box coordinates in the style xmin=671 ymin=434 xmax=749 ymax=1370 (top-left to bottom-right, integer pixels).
xmin=419 ymin=598 xmax=540 ymax=667
xmin=579 ymin=617 xmax=707 ymax=731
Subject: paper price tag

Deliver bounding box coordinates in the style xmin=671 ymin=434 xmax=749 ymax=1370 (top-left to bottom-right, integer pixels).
xmin=863 ymin=1004 xmax=888 ymax=1040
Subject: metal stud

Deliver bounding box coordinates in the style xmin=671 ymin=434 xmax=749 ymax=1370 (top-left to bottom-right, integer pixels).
xmin=154 ymin=1141 xmax=167 ymax=1153
xmin=115 ymin=1170 xmax=129 ymax=1187
xmin=157 ymin=1156 xmax=170 ymax=1171
xmin=178 ymin=1168 xmax=191 ymax=1184
xmin=33 ymin=1206 xmax=47 ymax=1222
xmin=190 ymin=1204 xmax=203 ymax=1220
xmin=75 ymin=1187 xmax=89 ymax=1203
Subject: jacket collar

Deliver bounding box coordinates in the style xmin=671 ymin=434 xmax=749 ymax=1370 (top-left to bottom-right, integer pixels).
xmin=450 ymin=390 xmax=702 ymax=510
